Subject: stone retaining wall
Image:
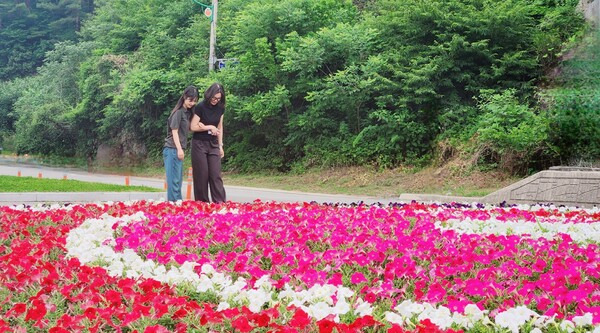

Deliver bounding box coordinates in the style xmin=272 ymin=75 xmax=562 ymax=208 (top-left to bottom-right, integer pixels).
xmin=580 ymin=0 xmax=600 ymax=26
xmin=482 ymin=167 xmax=600 ymax=207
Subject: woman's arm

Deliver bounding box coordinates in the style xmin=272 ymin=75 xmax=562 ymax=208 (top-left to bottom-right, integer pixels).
xmin=190 ymin=114 xmax=219 ymax=133
xmin=171 ymin=129 xmax=184 ymax=160
xmin=218 ymin=115 xmax=224 ymax=158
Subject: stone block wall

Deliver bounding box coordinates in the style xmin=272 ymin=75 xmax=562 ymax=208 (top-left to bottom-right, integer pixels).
xmin=580 ymin=0 xmax=600 ymax=26
xmin=483 ymin=167 xmax=600 ymax=207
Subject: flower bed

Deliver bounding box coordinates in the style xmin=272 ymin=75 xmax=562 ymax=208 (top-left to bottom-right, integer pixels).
xmin=1 ymin=200 xmax=599 ymax=332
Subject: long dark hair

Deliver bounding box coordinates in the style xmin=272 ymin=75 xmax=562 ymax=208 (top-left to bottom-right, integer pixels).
xmin=171 ymin=85 xmax=199 ymax=115
xmin=203 ymin=83 xmax=226 ymax=108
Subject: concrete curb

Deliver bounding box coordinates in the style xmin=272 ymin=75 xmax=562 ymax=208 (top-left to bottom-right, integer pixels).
xmin=398 ymin=193 xmax=481 ymax=204
xmin=0 ymin=192 xmax=166 ymax=205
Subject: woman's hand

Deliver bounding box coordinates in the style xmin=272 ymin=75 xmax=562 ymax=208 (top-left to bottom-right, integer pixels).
xmin=219 ymin=146 xmax=224 ymax=158
xmin=210 ymin=126 xmax=220 ymax=136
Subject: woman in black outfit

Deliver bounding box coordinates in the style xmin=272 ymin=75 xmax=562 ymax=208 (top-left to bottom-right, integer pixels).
xmin=190 ymin=83 xmax=226 ymax=203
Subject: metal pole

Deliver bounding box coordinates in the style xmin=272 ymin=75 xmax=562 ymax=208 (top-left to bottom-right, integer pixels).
xmin=208 ymin=0 xmax=218 ymax=71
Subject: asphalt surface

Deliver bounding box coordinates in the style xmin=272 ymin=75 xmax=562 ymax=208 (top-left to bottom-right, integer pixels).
xmin=0 ymin=157 xmax=402 ymax=205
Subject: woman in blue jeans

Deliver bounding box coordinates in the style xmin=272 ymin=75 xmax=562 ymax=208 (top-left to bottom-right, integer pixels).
xmin=163 ymin=85 xmax=199 ymax=201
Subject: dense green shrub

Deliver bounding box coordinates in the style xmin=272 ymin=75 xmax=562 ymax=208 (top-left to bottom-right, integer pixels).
xmin=0 ymin=0 xmax=589 ymax=174
xmin=0 ymin=77 xmax=33 ymax=138
xmin=544 ymin=89 xmax=600 ymax=163
xmin=471 ymin=89 xmax=551 ymax=173
xmin=541 ymin=28 xmax=600 ymax=165
xmin=14 ymin=102 xmax=76 ymax=156
xmin=9 ymin=42 xmax=94 ymax=156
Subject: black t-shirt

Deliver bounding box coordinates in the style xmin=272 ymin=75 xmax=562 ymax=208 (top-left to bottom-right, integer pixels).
xmin=193 ymin=100 xmax=225 ymax=141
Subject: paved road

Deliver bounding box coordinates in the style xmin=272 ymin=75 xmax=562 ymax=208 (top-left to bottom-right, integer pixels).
xmin=0 ymin=158 xmax=396 ymax=205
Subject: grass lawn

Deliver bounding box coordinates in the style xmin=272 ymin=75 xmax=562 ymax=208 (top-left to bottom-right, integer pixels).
xmin=2 ymin=155 xmax=519 ymax=197
xmin=0 ymin=175 xmax=162 ymax=192
xmin=223 ymin=166 xmax=518 ymax=197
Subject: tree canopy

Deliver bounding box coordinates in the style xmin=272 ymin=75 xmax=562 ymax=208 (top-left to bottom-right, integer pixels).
xmin=0 ymin=0 xmax=592 ymax=173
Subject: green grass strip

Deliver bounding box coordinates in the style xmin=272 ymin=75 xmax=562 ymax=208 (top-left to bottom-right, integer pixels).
xmin=0 ymin=175 xmax=162 ymax=192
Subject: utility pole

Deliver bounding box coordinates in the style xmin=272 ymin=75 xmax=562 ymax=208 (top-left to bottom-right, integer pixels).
xmin=208 ymin=0 xmax=218 ymax=72
xmin=192 ymin=0 xmax=218 ymax=72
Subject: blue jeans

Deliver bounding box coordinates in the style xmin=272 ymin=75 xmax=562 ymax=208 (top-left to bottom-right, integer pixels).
xmin=163 ymin=147 xmax=183 ymax=201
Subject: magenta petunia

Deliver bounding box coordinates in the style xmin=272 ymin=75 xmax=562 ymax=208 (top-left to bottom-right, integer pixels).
xmin=351 ymin=272 xmax=367 ymax=284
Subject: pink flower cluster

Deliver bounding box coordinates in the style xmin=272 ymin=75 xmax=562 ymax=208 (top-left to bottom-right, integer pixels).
xmin=113 ymin=201 xmax=600 ymax=320
xmin=1 ymin=200 xmax=599 ymax=332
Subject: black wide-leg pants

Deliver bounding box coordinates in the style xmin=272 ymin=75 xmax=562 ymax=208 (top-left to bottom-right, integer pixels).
xmin=191 ymin=139 xmax=226 ymax=203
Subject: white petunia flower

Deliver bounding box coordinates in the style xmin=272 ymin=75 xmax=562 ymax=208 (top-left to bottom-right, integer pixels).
xmin=307 ymin=302 xmax=332 ymax=321
xmin=355 ymin=299 xmax=373 ymax=317
xmin=464 ymin=304 xmax=487 ymax=321
xmin=336 ymin=286 xmax=354 ymax=299
xmin=572 ymin=313 xmax=593 ymax=327
xmin=221 ymin=279 xmax=247 ymax=300
xmin=217 ymin=302 xmax=230 ymax=311
xmin=201 ymin=263 xmax=217 ymax=275
xmin=385 ymin=312 xmax=404 ymax=325
xmin=395 ymin=300 xmax=423 ymax=318
xmin=494 ymin=311 xmax=520 ymax=333
xmin=417 ymin=306 xmax=452 ymax=329
xmin=560 ymin=320 xmax=575 ymax=333
xmin=451 ymin=313 xmax=470 ymax=328
xmin=278 ymin=284 xmax=296 ymax=301
xmin=125 ymin=269 xmax=141 ymax=279
xmin=332 ymin=300 xmax=350 ymax=315
xmin=254 ymin=275 xmax=273 ymax=290
xmin=196 ymin=275 xmax=213 ymax=292
xmin=246 ymin=289 xmax=271 ymax=313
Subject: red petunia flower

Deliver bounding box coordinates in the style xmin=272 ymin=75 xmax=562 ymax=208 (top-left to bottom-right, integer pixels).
xmin=416 ymin=319 xmax=443 ymax=333
xmin=251 ymin=313 xmax=271 ymax=327
xmin=8 ymin=303 xmax=26 ymax=317
xmin=317 ymin=319 xmax=336 ymax=333
xmin=231 ymin=316 xmax=254 ymax=332
xmin=24 ymin=299 xmax=46 ymax=322
xmin=144 ymin=325 xmax=170 ymax=333
xmin=388 ymin=325 xmax=409 ymax=333
xmin=288 ymin=308 xmax=311 ymax=329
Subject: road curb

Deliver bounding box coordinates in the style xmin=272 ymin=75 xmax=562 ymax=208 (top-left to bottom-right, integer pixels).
xmin=0 ymin=192 xmax=166 ymax=205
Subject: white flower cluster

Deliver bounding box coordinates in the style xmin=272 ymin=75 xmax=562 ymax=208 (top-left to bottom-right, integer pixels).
xmin=65 ymin=212 xmax=147 ymax=270
xmin=385 ymin=300 xmax=600 ymax=333
xmin=513 ymin=204 xmax=600 ymax=215
xmin=204 ymin=267 xmax=276 ymax=313
xmin=427 ymin=202 xmax=600 ymax=215
xmin=495 ymin=306 xmax=599 ymax=333
xmin=7 ymin=199 xmax=162 ymax=212
xmin=9 ymin=202 xmax=76 ymax=212
xmin=279 ymin=283 xmax=372 ymax=321
xmin=436 ymin=217 xmax=600 ymax=243
xmin=65 ymin=213 xmax=374 ymax=321
xmin=385 ymin=301 xmax=490 ymax=329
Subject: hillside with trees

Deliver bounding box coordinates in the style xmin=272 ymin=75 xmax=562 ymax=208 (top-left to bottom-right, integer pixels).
xmin=0 ymin=0 xmax=595 ymax=175
xmin=0 ymin=0 xmax=94 ymax=80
